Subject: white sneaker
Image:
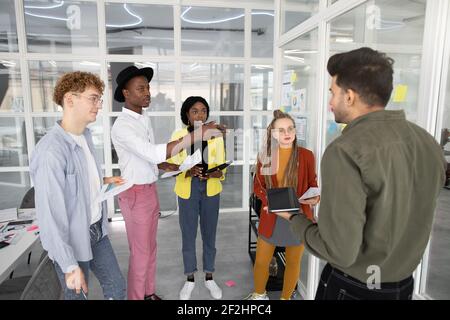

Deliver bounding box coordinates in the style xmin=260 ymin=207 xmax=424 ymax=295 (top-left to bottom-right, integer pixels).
xmin=244 ymin=292 xmax=269 ymax=300
xmin=180 ymin=281 xmax=195 ymax=300
xmin=204 ymin=279 xmax=222 ymax=299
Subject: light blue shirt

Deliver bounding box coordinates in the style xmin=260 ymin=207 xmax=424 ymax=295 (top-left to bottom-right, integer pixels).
xmin=30 ymin=121 xmax=108 ymax=273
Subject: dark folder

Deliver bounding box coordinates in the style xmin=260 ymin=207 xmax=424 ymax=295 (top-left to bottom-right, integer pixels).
xmin=205 ymin=161 xmax=233 ymax=174
xmin=267 ymin=187 xmax=300 ymax=213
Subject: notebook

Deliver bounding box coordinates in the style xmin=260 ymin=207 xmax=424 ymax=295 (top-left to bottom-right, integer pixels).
xmin=267 ymin=187 xmax=300 ymax=213
xmin=205 ymin=161 xmax=233 ymax=174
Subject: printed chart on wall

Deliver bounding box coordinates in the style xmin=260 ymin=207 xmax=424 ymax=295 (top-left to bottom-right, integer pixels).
xmin=281 ymin=70 xmax=294 ymax=110
xmin=291 ymin=88 xmax=306 ymax=113
xmin=295 ymin=116 xmax=307 ymax=146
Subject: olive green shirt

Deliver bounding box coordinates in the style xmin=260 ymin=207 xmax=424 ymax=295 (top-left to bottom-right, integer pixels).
xmin=291 ymin=110 xmax=446 ymax=283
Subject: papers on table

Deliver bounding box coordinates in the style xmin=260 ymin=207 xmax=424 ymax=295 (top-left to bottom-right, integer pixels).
xmin=0 ymin=219 xmax=32 ymax=246
xmin=299 ymin=187 xmax=321 ymax=200
xmin=0 ymin=232 xmax=17 ymax=244
xmin=0 ymin=231 xmax=24 ymax=245
xmin=96 ymin=181 xmax=133 ymax=203
xmin=161 ymin=149 xmax=202 ymax=179
xmin=0 ymin=222 xmax=8 ymax=233
xmin=0 ymin=208 xmax=18 ymax=223
xmin=17 ymin=208 xmax=36 ymax=220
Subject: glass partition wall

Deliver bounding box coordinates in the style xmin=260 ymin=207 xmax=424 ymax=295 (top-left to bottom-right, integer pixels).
xmin=0 ymin=0 xmax=276 ymax=217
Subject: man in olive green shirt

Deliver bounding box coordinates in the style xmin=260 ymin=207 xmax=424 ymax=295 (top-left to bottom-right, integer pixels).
xmin=274 ymin=47 xmax=446 ymax=300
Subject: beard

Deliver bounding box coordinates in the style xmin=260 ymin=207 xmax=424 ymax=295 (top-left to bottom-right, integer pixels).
xmin=332 ymin=103 xmax=347 ymax=124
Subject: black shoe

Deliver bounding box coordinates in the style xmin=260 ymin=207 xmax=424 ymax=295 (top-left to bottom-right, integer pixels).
xmin=144 ymin=294 xmax=162 ymax=300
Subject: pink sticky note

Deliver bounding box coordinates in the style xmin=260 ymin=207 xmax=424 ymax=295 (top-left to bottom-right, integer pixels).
xmin=225 ymin=280 xmax=236 ymax=288
xmin=27 ymin=225 xmax=39 ymax=232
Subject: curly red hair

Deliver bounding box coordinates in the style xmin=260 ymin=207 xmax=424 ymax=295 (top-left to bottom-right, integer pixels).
xmin=53 ymin=71 xmax=104 ymax=107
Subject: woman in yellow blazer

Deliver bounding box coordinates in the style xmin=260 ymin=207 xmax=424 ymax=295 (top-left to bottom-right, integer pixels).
xmin=168 ymin=96 xmax=226 ymax=300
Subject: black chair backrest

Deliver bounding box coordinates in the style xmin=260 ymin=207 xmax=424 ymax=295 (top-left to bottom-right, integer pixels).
xmin=20 ymin=253 xmax=62 ymax=300
xmin=20 ymin=187 xmax=35 ymax=209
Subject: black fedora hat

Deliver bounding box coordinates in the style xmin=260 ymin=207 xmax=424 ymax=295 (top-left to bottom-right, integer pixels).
xmin=114 ymin=65 xmax=154 ymax=102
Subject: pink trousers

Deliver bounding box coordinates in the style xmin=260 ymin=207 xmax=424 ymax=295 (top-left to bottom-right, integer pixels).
xmin=118 ymin=183 xmax=160 ymax=300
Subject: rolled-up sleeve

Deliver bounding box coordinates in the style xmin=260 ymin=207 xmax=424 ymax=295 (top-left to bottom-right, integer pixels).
xmin=31 ymin=152 xmax=78 ymax=273
xmin=112 ymin=121 xmax=167 ymax=164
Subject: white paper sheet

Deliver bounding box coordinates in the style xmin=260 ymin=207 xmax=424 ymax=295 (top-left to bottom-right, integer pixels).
xmin=96 ymin=181 xmax=133 ymax=202
xmin=0 ymin=208 xmax=18 ymax=223
xmin=161 ymin=149 xmax=202 ymax=179
xmin=299 ymin=187 xmax=321 ymax=200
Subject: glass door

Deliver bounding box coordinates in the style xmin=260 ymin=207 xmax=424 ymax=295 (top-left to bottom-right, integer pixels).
xmin=424 ymin=8 xmax=450 ymax=298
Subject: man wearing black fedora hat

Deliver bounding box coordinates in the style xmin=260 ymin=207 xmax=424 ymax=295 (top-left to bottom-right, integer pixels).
xmin=111 ymin=65 xmax=225 ymax=300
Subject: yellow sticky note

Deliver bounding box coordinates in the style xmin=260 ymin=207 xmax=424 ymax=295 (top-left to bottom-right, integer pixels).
xmin=393 ymin=85 xmax=408 ymax=102
xmin=290 ymin=72 xmax=298 ymax=83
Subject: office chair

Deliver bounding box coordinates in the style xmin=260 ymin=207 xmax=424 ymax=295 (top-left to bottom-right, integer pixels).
xmin=20 ymin=253 xmax=62 ymax=300
xmin=0 ymin=251 xmax=47 ymax=300
xmin=20 ymin=187 xmax=35 ymax=209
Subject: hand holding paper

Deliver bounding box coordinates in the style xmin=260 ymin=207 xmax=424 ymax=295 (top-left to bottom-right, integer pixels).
xmin=161 ymin=149 xmax=202 ymax=178
xmin=158 ymin=162 xmax=180 ymax=172
xmin=103 ymin=176 xmax=126 ymax=185
xmin=298 ymin=187 xmax=320 ymax=205
xmin=96 ymin=180 xmax=133 ymax=202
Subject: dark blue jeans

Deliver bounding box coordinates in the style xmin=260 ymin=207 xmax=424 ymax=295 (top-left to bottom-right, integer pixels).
xmin=54 ymin=219 xmax=126 ymax=300
xmin=315 ymin=263 xmax=414 ymax=300
xmin=178 ymin=177 xmax=220 ymax=275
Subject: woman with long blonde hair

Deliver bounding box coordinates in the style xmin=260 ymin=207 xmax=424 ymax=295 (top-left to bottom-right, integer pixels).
xmin=246 ymin=109 xmax=319 ymax=300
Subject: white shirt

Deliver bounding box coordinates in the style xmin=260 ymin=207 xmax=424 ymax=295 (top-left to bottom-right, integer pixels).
xmin=111 ymin=107 xmax=167 ymax=185
xmin=68 ymin=133 xmax=102 ymax=225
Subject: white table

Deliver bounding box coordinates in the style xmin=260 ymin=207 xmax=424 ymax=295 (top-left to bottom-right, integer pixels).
xmin=0 ymin=228 xmax=40 ymax=284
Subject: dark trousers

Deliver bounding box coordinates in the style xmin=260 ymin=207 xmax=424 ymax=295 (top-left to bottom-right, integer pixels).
xmin=315 ymin=264 xmax=414 ymax=300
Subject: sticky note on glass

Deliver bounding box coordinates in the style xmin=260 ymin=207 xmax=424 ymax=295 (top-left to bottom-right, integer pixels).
xmin=290 ymin=72 xmax=298 ymax=83
xmin=225 ymin=280 xmax=236 ymax=287
xmin=393 ymin=84 xmax=408 ymax=102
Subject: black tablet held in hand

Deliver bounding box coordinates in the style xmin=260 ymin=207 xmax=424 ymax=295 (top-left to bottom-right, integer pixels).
xmin=267 ymin=187 xmax=300 ymax=213
xmin=205 ymin=161 xmax=233 ymax=174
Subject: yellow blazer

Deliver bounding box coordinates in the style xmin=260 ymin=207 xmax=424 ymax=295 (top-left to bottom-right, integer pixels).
xmin=167 ymin=128 xmax=226 ymax=199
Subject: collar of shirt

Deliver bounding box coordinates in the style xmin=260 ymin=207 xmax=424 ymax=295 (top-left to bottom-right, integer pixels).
xmin=54 ymin=120 xmax=92 ymax=151
xmin=122 ymin=106 xmax=147 ymax=119
xmin=342 ymin=109 xmax=406 ymax=135
xmin=68 ymin=132 xmax=84 ymax=146
xmin=121 ymin=106 xmax=152 ymax=137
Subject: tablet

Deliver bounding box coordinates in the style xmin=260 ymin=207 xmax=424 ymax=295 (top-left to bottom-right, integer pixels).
xmin=267 ymin=187 xmax=300 ymax=213
xmin=205 ymin=161 xmax=233 ymax=174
